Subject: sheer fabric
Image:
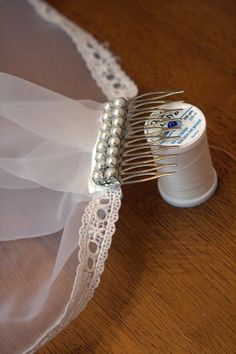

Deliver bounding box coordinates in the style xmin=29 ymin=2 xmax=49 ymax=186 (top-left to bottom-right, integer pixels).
xmin=0 ymin=73 xmax=102 ymax=240
xmin=0 ymin=1 xmax=137 ymax=353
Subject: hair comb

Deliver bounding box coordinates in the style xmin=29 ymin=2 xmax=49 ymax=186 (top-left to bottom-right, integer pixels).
xmin=91 ymin=90 xmax=184 ymax=188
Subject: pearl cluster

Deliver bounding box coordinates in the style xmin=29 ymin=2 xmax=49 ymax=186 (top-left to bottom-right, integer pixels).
xmin=92 ymin=98 xmax=128 ymax=185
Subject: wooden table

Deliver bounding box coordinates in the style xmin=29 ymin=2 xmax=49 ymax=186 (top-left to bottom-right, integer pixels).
xmin=41 ymin=1 xmax=236 ymax=353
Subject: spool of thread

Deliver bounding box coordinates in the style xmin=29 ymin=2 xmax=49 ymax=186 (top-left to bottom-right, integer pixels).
xmin=156 ymin=103 xmax=217 ymax=207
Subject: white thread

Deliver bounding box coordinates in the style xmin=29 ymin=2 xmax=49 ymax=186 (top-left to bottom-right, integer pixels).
xmin=210 ymin=145 xmax=236 ymax=162
xmin=157 ymin=103 xmax=217 ymax=207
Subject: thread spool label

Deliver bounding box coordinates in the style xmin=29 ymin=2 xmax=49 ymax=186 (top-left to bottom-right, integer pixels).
xmin=151 ymin=103 xmax=205 ymax=147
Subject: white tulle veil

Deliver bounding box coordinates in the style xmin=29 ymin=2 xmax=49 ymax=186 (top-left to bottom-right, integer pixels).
xmin=0 ymin=1 xmax=137 ymax=353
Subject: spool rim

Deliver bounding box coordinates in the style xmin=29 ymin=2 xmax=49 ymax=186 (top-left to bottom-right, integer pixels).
xmin=158 ymin=168 xmax=218 ymax=208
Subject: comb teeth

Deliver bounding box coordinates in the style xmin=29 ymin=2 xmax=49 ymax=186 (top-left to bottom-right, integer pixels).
xmin=92 ymin=91 xmax=183 ymax=186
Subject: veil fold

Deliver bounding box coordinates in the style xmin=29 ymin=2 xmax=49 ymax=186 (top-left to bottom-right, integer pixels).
xmin=0 ymin=0 xmax=137 ymax=353
xmin=0 ymin=73 xmax=102 ymax=241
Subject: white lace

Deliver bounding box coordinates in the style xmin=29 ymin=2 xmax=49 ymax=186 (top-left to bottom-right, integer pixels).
xmin=27 ymin=0 xmax=138 ymax=100
xmin=26 ymin=188 xmax=122 ymax=354
xmin=24 ymin=0 xmax=137 ymax=352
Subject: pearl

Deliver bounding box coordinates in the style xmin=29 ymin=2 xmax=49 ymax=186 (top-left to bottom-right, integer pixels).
xmin=93 ymin=170 xmax=104 ymax=184
xmin=113 ymin=117 xmax=124 ymax=127
xmin=95 ymin=159 xmax=106 ymax=170
xmin=96 ymin=152 xmax=105 ymax=161
xmin=113 ymin=108 xmax=125 ymax=118
xmin=107 ymin=146 xmax=119 ymax=157
xmin=109 ymin=136 xmax=121 ymax=146
xmin=97 ymin=141 xmax=106 ymax=153
xmin=111 ymin=126 xmax=122 ymax=137
xmin=103 ymin=102 xmax=112 ymax=112
xmin=113 ymin=98 xmax=127 ymax=109
xmin=100 ymin=131 xmax=110 ymax=141
xmin=104 ymin=167 xmax=117 ymax=181
xmin=106 ymin=156 xmax=118 ymax=167
xmin=102 ymin=112 xmax=111 ymax=122
xmin=101 ymin=121 xmax=111 ymax=132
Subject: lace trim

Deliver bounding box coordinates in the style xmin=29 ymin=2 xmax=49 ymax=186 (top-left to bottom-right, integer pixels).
xmin=68 ymin=187 xmax=122 ymax=320
xmin=26 ymin=187 xmax=122 ymax=354
xmin=24 ymin=0 xmax=133 ymax=352
xmin=27 ymin=0 xmax=138 ymax=100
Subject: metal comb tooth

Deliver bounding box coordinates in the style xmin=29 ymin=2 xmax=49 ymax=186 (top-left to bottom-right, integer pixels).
xmin=92 ymin=91 xmax=183 ymax=186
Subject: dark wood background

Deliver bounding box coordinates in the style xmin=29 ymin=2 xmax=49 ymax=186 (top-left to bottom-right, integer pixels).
xmin=40 ymin=0 xmax=236 ymax=353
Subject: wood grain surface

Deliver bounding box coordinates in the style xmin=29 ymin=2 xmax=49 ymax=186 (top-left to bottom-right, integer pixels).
xmin=40 ymin=1 xmax=236 ymax=353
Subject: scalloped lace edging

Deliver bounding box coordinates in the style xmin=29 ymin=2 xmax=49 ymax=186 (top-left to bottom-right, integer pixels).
xmin=27 ymin=0 xmax=138 ymax=100
xmin=26 ymin=187 xmax=122 ymax=353
xmin=23 ymin=0 xmax=135 ymax=352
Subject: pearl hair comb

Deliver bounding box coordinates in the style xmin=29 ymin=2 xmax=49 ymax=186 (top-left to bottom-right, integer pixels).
xmin=91 ymin=90 xmax=184 ymax=186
